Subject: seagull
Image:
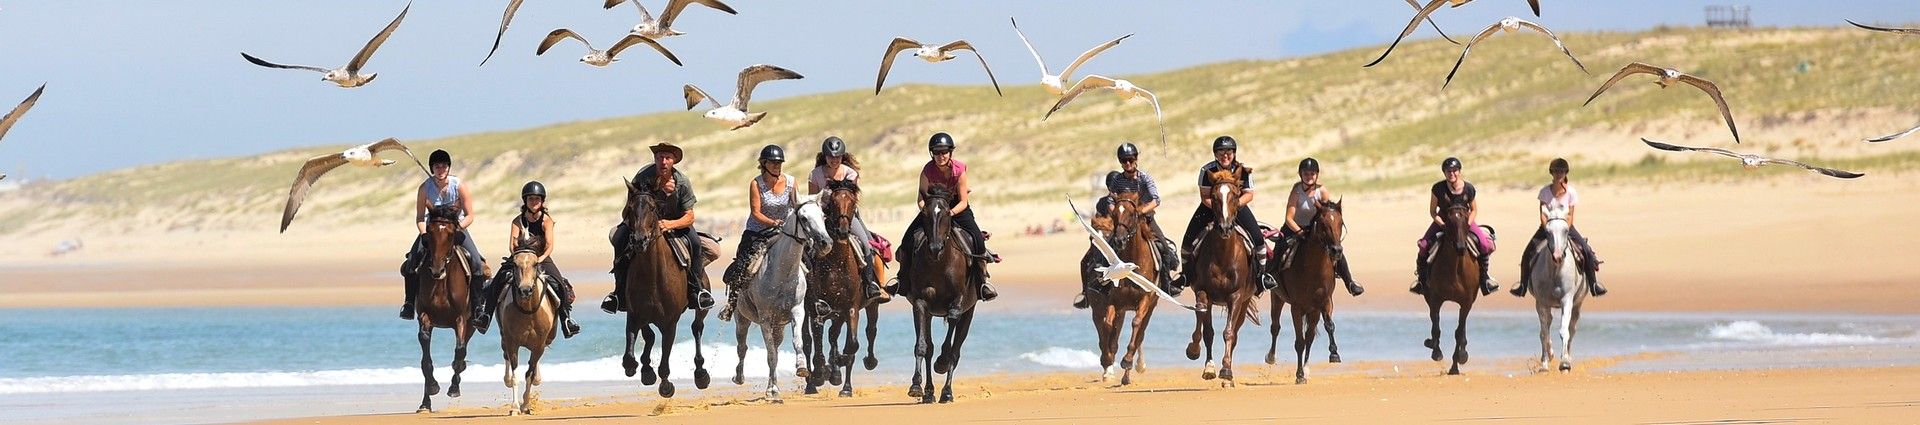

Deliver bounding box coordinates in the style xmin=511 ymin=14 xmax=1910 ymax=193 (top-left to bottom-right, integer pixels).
xmin=241 ymin=2 xmax=410 ymax=88
xmin=1403 ymin=0 xmax=1465 ymax=45
xmin=1443 ymin=16 xmax=1587 ymax=89
xmin=1640 ymin=138 xmax=1863 ymax=179
xmin=604 ymin=0 xmax=738 ymax=39
xmin=536 ymin=29 xmax=682 ymax=68
xmin=1584 ymin=62 xmax=1740 ymax=144
xmin=478 ymin=0 xmax=525 ymax=66
xmin=1865 ymin=120 xmax=1920 ymax=143
xmin=1364 ymin=0 xmax=1545 ymax=68
xmin=0 ymin=84 xmax=45 ymax=182
xmin=1068 ymin=197 xmax=1195 ymax=311
xmin=684 ymin=64 xmax=804 ymax=130
xmin=1010 ymin=17 xmax=1132 ymax=95
xmin=1847 ymin=20 xmax=1920 ymax=35
xmin=1043 ymin=75 xmax=1165 ymax=146
xmin=875 ymin=37 xmax=1003 ymax=96
xmin=280 ymin=138 xmax=429 ymax=233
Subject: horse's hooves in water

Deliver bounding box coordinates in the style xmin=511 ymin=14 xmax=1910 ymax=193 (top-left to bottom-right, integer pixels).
xmin=659 ymin=381 xmax=676 ymax=398
xmin=641 ymin=368 xmax=658 ymax=385
xmin=864 ymin=356 xmax=879 ymax=371
xmin=695 ymin=369 xmax=712 ymax=389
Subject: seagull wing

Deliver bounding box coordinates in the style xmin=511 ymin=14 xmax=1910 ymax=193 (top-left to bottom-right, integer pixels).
xmin=0 ymin=84 xmax=45 ymax=143
xmin=603 ymin=0 xmax=628 ymax=9
xmin=1044 ymin=75 xmax=1117 ymax=120
xmin=1641 ymin=138 xmax=1742 ymax=160
xmin=241 ymin=53 xmax=331 ymax=74
xmin=346 ymin=2 xmax=410 ymax=73
xmin=1059 ymin=33 xmax=1132 ymax=82
xmin=1865 ymin=119 xmax=1920 ymax=143
xmin=1122 ymin=271 xmax=1197 ymax=311
xmin=658 ymin=0 xmax=736 ymax=29
xmin=281 ymin=153 xmax=351 ymax=233
xmin=683 ymin=84 xmax=722 ymax=110
xmin=1528 ymin=0 xmax=1542 ymax=16
xmin=1404 ymin=0 xmax=1462 ymax=45
xmin=1365 ymin=0 xmax=1452 ymax=67
xmin=1138 ymin=87 xmax=1167 ymax=147
xmin=1515 ymin=18 xmax=1588 ymax=74
xmin=875 ymin=37 xmax=922 ymax=95
xmin=1066 ymin=197 xmax=1122 ymax=264
xmin=1010 ymin=17 xmax=1050 ymax=74
xmin=479 ymin=0 xmax=525 ymax=66
xmin=942 ymin=40 xmax=1003 ymax=96
xmin=364 ymin=138 xmax=427 ymax=175
xmin=1848 ymin=20 xmax=1920 ymax=35
xmin=1761 ymin=158 xmax=1866 ymax=179
xmin=734 ymin=64 xmax=804 ymax=111
xmin=1442 ymin=20 xmax=1506 ymax=90
xmin=1582 ymin=62 xmax=1665 ymax=106
xmin=1676 ymin=74 xmax=1741 ymax=144
xmin=607 ymin=34 xmax=683 ymax=66
xmin=537 ymin=28 xmax=590 ymax=56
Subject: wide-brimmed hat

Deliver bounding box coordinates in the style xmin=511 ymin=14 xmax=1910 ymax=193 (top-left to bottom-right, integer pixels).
xmin=648 ymin=143 xmax=684 ymax=160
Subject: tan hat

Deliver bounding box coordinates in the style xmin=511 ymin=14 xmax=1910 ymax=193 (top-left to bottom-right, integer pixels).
xmin=648 ymin=143 xmax=684 ymax=161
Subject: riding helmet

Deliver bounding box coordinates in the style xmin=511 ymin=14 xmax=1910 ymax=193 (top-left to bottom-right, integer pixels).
xmin=1116 ymin=142 xmax=1140 ymax=161
xmin=428 ymin=149 xmax=451 ymax=166
xmin=522 ymin=181 xmax=546 ymax=199
xmin=1299 ymin=157 xmax=1321 ymax=173
xmin=759 ymin=144 xmax=786 ymax=162
xmin=821 ymin=136 xmax=848 ymax=157
xmin=1212 ymin=135 xmax=1238 ymax=152
xmin=928 ymin=132 xmax=956 ymax=152
xmin=1549 ymin=157 xmax=1570 ymax=174
xmin=1441 ymin=157 xmax=1463 ymax=171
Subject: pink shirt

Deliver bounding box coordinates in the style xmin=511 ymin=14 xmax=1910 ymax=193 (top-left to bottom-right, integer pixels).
xmin=1538 ymin=184 xmax=1578 ymax=210
xmin=922 ymin=159 xmax=966 ymax=189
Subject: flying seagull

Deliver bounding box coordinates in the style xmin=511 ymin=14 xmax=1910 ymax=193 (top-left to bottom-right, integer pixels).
xmin=875 ymin=37 xmax=1003 ymax=96
xmin=1865 ymin=120 xmax=1920 ymax=143
xmin=280 ymin=138 xmax=429 ymax=233
xmin=684 ymin=64 xmax=804 ymax=130
xmin=1640 ymin=138 xmax=1863 ymax=179
xmin=1584 ymin=62 xmax=1740 ymax=144
xmin=604 ymin=0 xmax=738 ymax=39
xmin=0 ymin=84 xmax=45 ymax=183
xmin=478 ymin=0 xmax=525 ymax=66
xmin=241 ymin=2 xmax=410 ymax=88
xmin=1404 ymin=0 xmax=1465 ymax=45
xmin=1043 ymin=75 xmax=1165 ymax=146
xmin=1010 ymin=17 xmax=1132 ymax=95
xmin=1365 ymin=0 xmax=1546 ymax=68
xmin=535 ymin=29 xmax=682 ymax=68
xmin=1068 ymin=197 xmax=1195 ymax=311
xmin=1443 ymin=16 xmax=1587 ymax=89
xmin=1847 ymin=20 xmax=1920 ymax=35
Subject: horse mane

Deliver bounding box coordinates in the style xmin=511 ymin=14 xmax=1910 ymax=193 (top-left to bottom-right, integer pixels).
xmin=826 ymin=179 xmax=861 ymax=194
xmin=1206 ymin=166 xmax=1244 ymax=188
xmin=924 ymin=184 xmax=955 ymax=204
xmin=428 ymin=205 xmax=462 ymax=222
xmin=1091 ymin=214 xmax=1116 ymax=233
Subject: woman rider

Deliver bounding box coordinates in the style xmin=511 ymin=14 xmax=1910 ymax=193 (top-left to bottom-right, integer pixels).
xmin=1073 ymin=142 xmax=1178 ymax=309
xmin=471 ymin=181 xmax=582 ymax=338
xmin=1410 ymin=157 xmax=1497 ymax=296
xmin=1175 ymin=135 xmax=1274 ymax=294
xmin=1510 ymin=158 xmax=1608 ymax=297
xmin=808 ymin=136 xmax=889 ymax=306
xmin=720 ymin=145 xmax=797 ymax=322
xmin=900 ymin=132 xmax=998 ymax=302
xmin=1275 ymin=157 xmax=1364 ymax=296
xmin=401 ymin=149 xmax=488 ymax=320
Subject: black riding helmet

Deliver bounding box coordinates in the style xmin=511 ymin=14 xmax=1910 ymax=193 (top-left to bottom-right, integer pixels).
xmin=1442 ymin=157 xmax=1463 ymax=172
xmin=429 ymin=149 xmax=451 ymax=166
xmin=759 ymin=144 xmax=785 ymax=162
xmin=1212 ymin=136 xmax=1238 ymax=152
xmin=1549 ymin=157 xmax=1570 ymax=174
xmin=1116 ymin=142 xmax=1140 ymax=161
xmin=522 ymin=181 xmax=546 ymax=200
xmin=928 ymin=132 xmax=955 ymax=152
xmin=822 ymin=136 xmax=847 ymax=157
xmin=1299 ymin=157 xmax=1320 ymax=173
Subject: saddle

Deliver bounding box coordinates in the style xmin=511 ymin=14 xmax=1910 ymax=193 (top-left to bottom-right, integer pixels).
xmin=667 ymin=231 xmax=723 ymax=269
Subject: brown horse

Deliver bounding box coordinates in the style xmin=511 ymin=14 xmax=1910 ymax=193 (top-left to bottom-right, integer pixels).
xmin=803 ymin=181 xmax=884 ymax=397
xmin=498 ymin=249 xmax=556 ymax=415
xmin=900 ymin=184 xmax=979 ymax=403
xmin=1182 ymin=169 xmax=1260 ymax=387
xmin=619 ymin=179 xmax=712 ymax=398
xmin=412 ymin=206 xmax=476 ymax=413
xmin=1425 ymin=205 xmax=1483 ymax=375
xmin=1264 ymin=199 xmax=1346 ymax=384
xmin=1084 ymin=193 xmax=1159 ymax=386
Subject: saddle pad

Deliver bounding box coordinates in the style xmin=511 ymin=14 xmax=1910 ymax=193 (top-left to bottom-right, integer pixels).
xmin=869 ymin=234 xmax=893 ymax=263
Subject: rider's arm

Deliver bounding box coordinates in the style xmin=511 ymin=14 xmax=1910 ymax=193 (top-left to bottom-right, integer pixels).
xmin=507 ymin=219 xmax=523 ymax=257
xmin=951 ymin=172 xmax=972 ymax=216
xmin=1430 ymin=193 xmax=1444 ymax=226
xmin=415 ymin=185 xmax=429 ymax=234
xmin=916 ymin=173 xmax=928 ymax=210
xmin=539 ymin=215 xmax=556 ymax=262
xmin=1539 ymin=201 xmax=1551 ymax=227
xmin=805 ymin=169 xmax=820 ymax=194
xmin=748 ymin=179 xmax=779 ymax=227
xmin=1237 ymin=170 xmax=1255 ymax=206
xmin=1566 ymin=205 xmax=1577 ymax=228
xmin=664 ymin=209 xmax=695 ymax=230
xmin=1468 ymin=196 xmax=1480 ymax=224
xmin=1284 ymin=185 xmax=1302 ymax=233
xmin=457 ymin=183 xmax=475 ymax=230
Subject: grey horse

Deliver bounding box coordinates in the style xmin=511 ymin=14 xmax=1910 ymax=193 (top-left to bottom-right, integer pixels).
xmin=1529 ymin=205 xmax=1590 ymax=372
xmin=730 ymin=191 xmax=829 ymax=402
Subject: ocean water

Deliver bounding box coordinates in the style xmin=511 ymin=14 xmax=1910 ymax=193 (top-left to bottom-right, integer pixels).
xmin=2 ymin=305 xmax=1917 ymax=423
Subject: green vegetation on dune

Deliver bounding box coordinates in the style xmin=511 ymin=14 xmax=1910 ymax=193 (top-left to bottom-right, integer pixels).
xmin=2 ymin=26 xmax=1917 ymax=236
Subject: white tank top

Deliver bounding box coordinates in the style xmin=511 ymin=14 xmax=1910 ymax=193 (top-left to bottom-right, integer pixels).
xmin=424 ymin=176 xmax=463 ymax=217
xmin=745 ymin=174 xmax=795 ymax=232
xmin=1291 ymin=183 xmax=1321 ymax=226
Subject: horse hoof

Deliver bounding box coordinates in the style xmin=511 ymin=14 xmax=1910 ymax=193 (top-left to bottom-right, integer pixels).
xmin=1448 ymin=365 xmax=1461 ymax=376
xmin=1295 ymin=374 xmax=1308 ymax=385
xmin=828 ymin=370 xmax=844 ymax=386
xmin=1185 ymin=343 xmax=1201 ymax=360
xmin=1200 ymin=370 xmax=1216 ymax=380
xmin=839 ymin=389 xmax=853 ymax=398
xmin=732 ymin=375 xmax=745 ymax=386
xmin=795 ymin=367 xmax=810 ymax=378
xmin=520 ymin=407 xmax=534 ymax=416
xmin=641 ymin=368 xmax=658 ymax=386
xmin=864 ymin=356 xmax=879 ymax=371
xmin=1430 ymin=350 xmax=1444 ymax=362
xmin=1423 ymin=338 xmax=1438 ymax=349
xmin=416 ymin=407 xmax=432 ymax=414
xmin=1456 ymin=351 xmax=1470 ymax=364
xmin=769 ymin=396 xmax=785 ymax=405
xmin=804 ymin=386 xmax=820 ymax=395
xmin=1329 ymin=353 xmax=1343 ymax=364
xmin=1559 ymin=362 xmax=1572 ymax=372
xmin=1120 ymin=374 xmax=1133 ymax=386
xmin=906 ymin=386 xmax=920 ymax=398
xmin=1264 ymin=353 xmax=1277 ymax=365
xmin=1218 ymin=368 xmax=1233 ymax=382
xmin=426 ymin=382 xmax=441 ymax=396
xmin=695 ymin=370 xmax=712 ymax=390
xmin=623 ymin=361 xmax=638 ymax=377
xmin=939 ymin=389 xmax=954 ymax=404
xmin=659 ymin=381 xmax=676 ymax=398
xmin=448 ymin=386 xmax=461 ymax=398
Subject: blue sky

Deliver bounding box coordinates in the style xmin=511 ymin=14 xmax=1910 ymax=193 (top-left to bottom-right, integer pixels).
xmin=0 ymin=1 xmax=1914 ymax=179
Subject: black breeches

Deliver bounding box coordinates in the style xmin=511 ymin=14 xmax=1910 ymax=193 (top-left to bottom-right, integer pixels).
xmin=1182 ymin=204 xmax=1265 ymax=253
xmin=906 ymin=209 xmax=985 ymax=255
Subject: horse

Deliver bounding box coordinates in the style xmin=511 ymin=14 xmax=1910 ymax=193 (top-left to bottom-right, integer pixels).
xmin=618 ymin=178 xmax=712 ymax=398
xmin=1529 ymin=205 xmax=1589 ymax=372
xmin=410 ymin=205 xmax=476 ymax=413
xmin=497 ymin=249 xmax=556 ymax=415
xmin=1084 ymin=192 xmax=1160 ymax=386
xmin=729 ymin=191 xmax=829 ymax=403
xmin=1424 ymin=205 xmax=1485 ymax=375
xmin=900 ymin=184 xmax=979 ymax=403
xmin=1182 ymin=168 xmax=1261 ymax=387
xmin=804 ymin=180 xmax=885 ymax=397
xmin=1262 ymin=199 xmax=1347 ymax=384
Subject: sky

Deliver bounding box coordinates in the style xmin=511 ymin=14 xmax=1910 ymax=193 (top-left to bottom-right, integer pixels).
xmin=0 ymin=1 xmax=1915 ymax=179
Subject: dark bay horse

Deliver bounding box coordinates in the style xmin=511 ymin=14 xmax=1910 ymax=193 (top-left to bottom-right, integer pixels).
xmin=412 ymin=206 xmax=476 ymax=413
xmin=1264 ymin=199 xmax=1346 ymax=384
xmin=498 ymin=249 xmax=555 ymax=415
xmin=1425 ymin=205 xmax=1484 ymax=375
xmin=619 ymin=179 xmax=712 ymax=398
xmin=1085 ymin=193 xmax=1160 ymax=386
xmin=1183 ymin=169 xmax=1260 ymax=387
xmin=804 ymin=181 xmax=883 ymax=397
xmin=900 ymin=185 xmax=979 ymax=403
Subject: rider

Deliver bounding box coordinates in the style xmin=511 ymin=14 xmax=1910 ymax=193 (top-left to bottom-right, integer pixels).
xmin=602 ymin=143 xmax=719 ymax=314
xmin=1410 ymin=157 xmax=1497 ymax=296
xmin=900 ymin=132 xmax=999 ymax=302
xmin=401 ymin=149 xmax=488 ymax=320
xmin=471 ymin=181 xmax=582 ymax=338
xmin=1510 ymin=158 xmax=1608 ymax=297
xmin=807 ymin=136 xmax=889 ymax=306
xmin=1073 ymin=142 xmax=1179 ymax=309
xmin=1175 ymin=136 xmax=1274 ymax=294
xmin=1273 ymin=157 xmax=1365 ymax=296
xmin=720 ymin=145 xmax=796 ymax=322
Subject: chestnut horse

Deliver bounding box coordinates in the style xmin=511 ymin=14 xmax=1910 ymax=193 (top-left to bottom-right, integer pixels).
xmin=1084 ymin=193 xmax=1159 ymax=386
xmin=1183 ymin=169 xmax=1260 ymax=387
xmin=1425 ymin=205 xmax=1484 ymax=375
xmin=1264 ymin=199 xmax=1346 ymax=384
xmin=899 ymin=185 xmax=979 ymax=403
xmin=619 ymin=179 xmax=712 ymax=398
xmin=411 ymin=205 xmax=476 ymax=413
xmin=804 ymin=180 xmax=884 ymax=397
xmin=498 ymin=249 xmax=555 ymax=415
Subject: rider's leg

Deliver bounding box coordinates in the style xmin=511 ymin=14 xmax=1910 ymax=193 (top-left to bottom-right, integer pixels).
xmin=685 ymin=229 xmax=717 ymax=310
xmin=541 ymin=259 xmax=582 ymax=337
xmin=1513 ymin=226 xmax=1548 ymax=297
xmin=952 ymin=209 xmax=997 ymax=302
xmin=1236 ymin=206 xmax=1277 ymax=290
xmin=602 ymin=223 xmax=631 ymax=314
xmin=1409 ymin=223 xmax=1440 ymax=294
xmin=1471 ymin=223 xmax=1498 ymax=295
xmin=1569 ymin=226 xmax=1607 ymax=296
xmin=1173 ymin=205 xmax=1212 ymax=293
xmin=896 ymin=213 xmax=928 ymax=296
xmin=1073 ymin=246 xmax=1101 ymax=309
xmin=848 ymin=216 xmax=889 ymax=304
xmin=1331 ymin=242 xmax=1365 ymax=296
xmin=719 ymin=230 xmax=767 ymax=321
xmin=400 ymin=235 xmax=425 ymax=320
xmin=458 ymin=230 xmax=488 ymax=281
xmin=470 ymin=262 xmax=510 ymax=333
xmin=1145 ymin=214 xmax=1179 ymax=290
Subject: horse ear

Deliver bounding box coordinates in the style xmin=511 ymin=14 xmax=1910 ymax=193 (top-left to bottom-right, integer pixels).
xmin=623 ymin=177 xmax=636 ymax=193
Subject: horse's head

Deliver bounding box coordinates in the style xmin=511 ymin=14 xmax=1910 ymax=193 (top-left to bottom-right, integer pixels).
xmin=922 ymin=184 xmax=955 ymax=253
xmin=825 ymin=180 xmax=861 ymax=238
xmin=1443 ymin=205 xmax=1473 ymax=252
xmin=623 ymin=178 xmax=662 ymax=253
xmin=793 ymin=190 xmax=832 ymax=258
xmin=1542 ymin=204 xmax=1572 ymax=264
xmin=1105 ymin=192 xmax=1145 ymax=248
xmin=424 ymin=205 xmax=463 ymax=279
xmin=1314 ymin=198 xmax=1346 ymax=245
xmin=510 ymin=249 xmax=545 ymax=310
xmin=1206 ymin=168 xmax=1245 ymax=233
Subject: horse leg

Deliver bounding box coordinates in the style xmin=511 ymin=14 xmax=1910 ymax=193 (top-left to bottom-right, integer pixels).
xmin=417 ymin=325 xmax=437 ymax=413
xmin=1425 ymin=299 xmax=1444 ymax=362
xmin=692 ymin=309 xmax=711 ymax=390
xmin=734 ymin=319 xmax=751 ymax=385
xmin=764 ymin=320 xmax=785 ymax=403
xmin=1121 ymin=302 xmax=1156 ymax=386
xmin=657 ymin=323 xmax=678 ymax=398
xmin=1450 ymin=302 xmax=1473 ymax=375
xmin=1265 ymin=293 xmax=1284 ymax=365
xmin=1199 ymin=295 xmax=1218 ymax=380
xmin=1185 ymin=293 xmax=1208 ymax=361
xmin=804 ymin=312 xmax=826 ymax=392
xmin=449 ymin=324 xmax=469 ymax=398
xmin=938 ymin=309 xmax=976 ymax=404
xmin=1219 ymin=296 xmax=1249 ymax=387
xmin=862 ymin=304 xmax=881 ymax=371
xmin=825 ymin=318 xmax=845 ymax=386
xmin=934 ymin=317 xmax=960 ymax=375
xmin=503 ymin=344 xmax=519 ymax=390
xmin=839 ymin=311 xmax=861 ymax=397
xmin=1290 ymin=305 xmax=1308 ymax=384
xmin=1537 ymin=303 xmax=1553 ymax=372
xmin=523 ymin=346 xmax=544 ymax=415
xmin=1094 ymin=305 xmax=1118 ymax=383
xmin=910 ymin=303 xmax=934 ymax=403
xmin=639 ymin=325 xmax=658 ymax=385
xmin=623 ymin=321 xmax=641 ymax=378
xmin=1562 ymin=301 xmax=1581 ymax=371
xmin=1323 ymin=309 xmax=1342 ymax=364
xmin=1297 ymin=306 xmax=1321 ymax=385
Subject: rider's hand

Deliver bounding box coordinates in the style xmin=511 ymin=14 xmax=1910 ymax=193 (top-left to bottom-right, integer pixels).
xmin=658 ymin=220 xmax=673 ymax=230
xmin=1433 ymin=216 xmax=1445 ymax=226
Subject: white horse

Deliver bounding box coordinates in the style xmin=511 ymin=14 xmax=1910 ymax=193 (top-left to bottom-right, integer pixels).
xmin=730 ymin=191 xmax=829 ymax=403
xmin=1529 ymin=205 xmax=1589 ymax=372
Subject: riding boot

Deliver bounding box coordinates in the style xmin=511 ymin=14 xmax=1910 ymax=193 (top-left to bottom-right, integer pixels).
xmin=1512 ymin=246 xmax=1535 ymax=297
xmin=602 ymin=257 xmax=628 ymax=314
xmin=1255 ymin=247 xmax=1279 ymax=291
xmin=690 ymin=281 xmax=717 ymax=311
xmin=554 ymin=278 xmax=581 ymax=338
xmin=470 ymin=273 xmax=502 ymax=334
xmin=1476 ymin=253 xmax=1498 ymax=295
xmin=400 ymin=256 xmax=420 ymax=320
xmin=1409 ymin=255 xmax=1430 ymax=295
xmin=1332 ymin=246 xmax=1364 ymax=296
xmin=861 ymin=263 xmax=891 ymax=306
xmin=1582 ymin=254 xmax=1608 ymax=297
xmin=718 ymin=282 xmax=739 ymax=322
xmin=975 ymin=261 xmax=999 ymax=302
xmin=1168 ymin=248 xmax=1194 ymax=296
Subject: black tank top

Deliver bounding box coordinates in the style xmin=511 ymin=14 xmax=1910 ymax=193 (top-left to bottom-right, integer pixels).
xmin=515 ymin=211 xmax=548 ymax=253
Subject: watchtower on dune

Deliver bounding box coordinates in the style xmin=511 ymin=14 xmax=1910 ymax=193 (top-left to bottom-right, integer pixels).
xmin=1706 ymin=5 xmax=1752 ymax=29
